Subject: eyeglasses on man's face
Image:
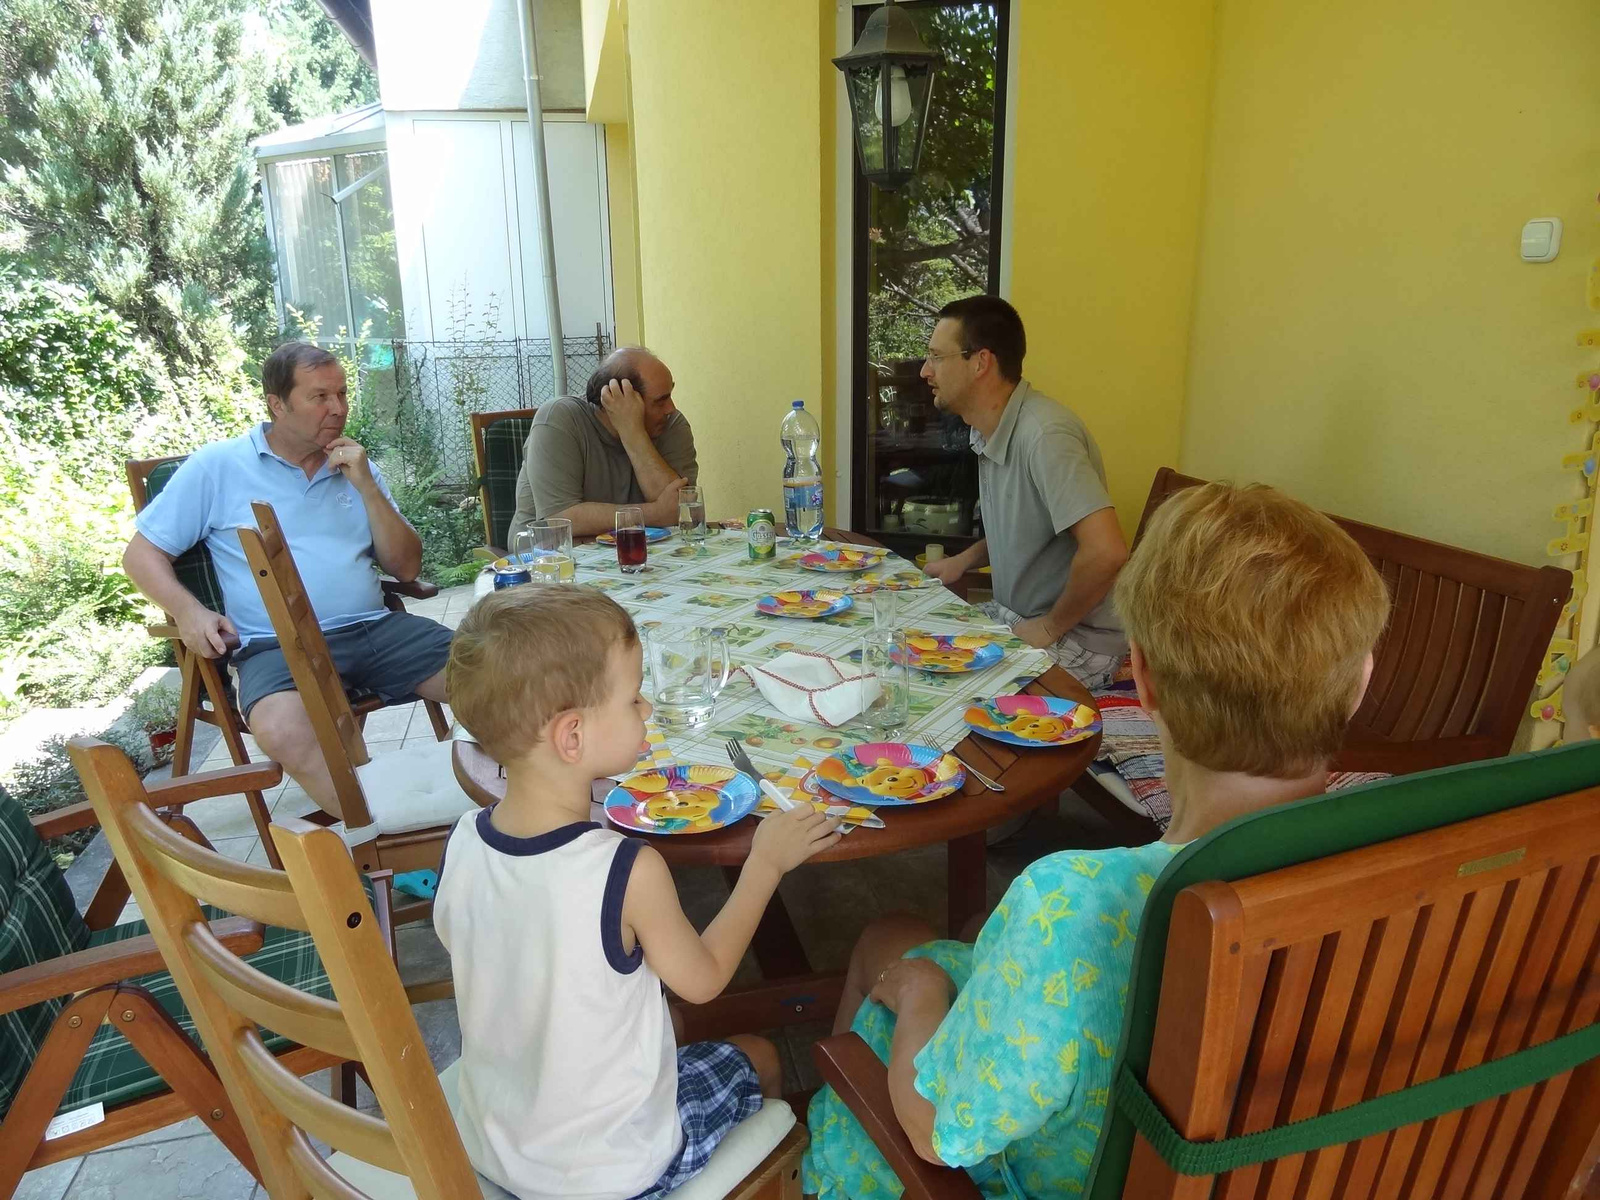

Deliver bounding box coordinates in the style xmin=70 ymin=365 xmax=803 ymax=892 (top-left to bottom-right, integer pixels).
xmin=923 ymin=348 xmax=975 ymax=365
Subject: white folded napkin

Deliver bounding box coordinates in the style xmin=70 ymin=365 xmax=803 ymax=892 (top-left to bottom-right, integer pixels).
xmin=740 ymin=651 xmax=882 ymax=728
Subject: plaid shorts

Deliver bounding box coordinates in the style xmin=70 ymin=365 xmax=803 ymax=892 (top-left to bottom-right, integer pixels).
xmin=631 ymin=1041 xmax=763 ymax=1199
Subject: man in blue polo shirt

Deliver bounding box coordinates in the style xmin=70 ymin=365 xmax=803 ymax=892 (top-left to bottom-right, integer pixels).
xmin=122 ymin=342 xmax=453 ymax=817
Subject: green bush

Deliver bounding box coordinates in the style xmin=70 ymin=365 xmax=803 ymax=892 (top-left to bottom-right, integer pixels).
xmin=6 ymin=724 xmax=157 ymax=865
xmin=0 ymin=274 xmax=254 ymax=723
xmin=0 ymin=272 xmax=166 ymax=463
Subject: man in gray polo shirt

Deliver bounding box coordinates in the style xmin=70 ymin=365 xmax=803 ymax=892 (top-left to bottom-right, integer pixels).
xmin=507 ymin=346 xmax=698 ymax=540
xmin=122 ymin=342 xmax=453 ymax=816
xmin=921 ymin=296 xmax=1129 ymax=688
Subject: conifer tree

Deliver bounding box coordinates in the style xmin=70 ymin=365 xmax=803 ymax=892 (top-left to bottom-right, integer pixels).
xmin=0 ymin=0 xmax=275 ymax=367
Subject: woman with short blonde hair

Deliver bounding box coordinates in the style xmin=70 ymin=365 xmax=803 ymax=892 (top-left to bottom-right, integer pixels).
xmin=804 ymin=482 xmax=1390 ymax=1199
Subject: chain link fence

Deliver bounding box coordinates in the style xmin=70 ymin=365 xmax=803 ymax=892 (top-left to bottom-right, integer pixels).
xmin=339 ymin=332 xmax=613 ymax=496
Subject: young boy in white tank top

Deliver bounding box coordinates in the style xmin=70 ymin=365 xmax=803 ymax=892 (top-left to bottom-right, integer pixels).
xmin=436 ymin=586 xmax=841 ymax=1200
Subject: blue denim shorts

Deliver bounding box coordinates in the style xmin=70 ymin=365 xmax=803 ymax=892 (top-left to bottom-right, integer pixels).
xmin=233 ymin=611 xmax=453 ymax=720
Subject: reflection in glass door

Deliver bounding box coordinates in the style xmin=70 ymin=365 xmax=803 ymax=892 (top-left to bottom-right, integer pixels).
xmin=850 ymin=0 xmax=1008 ymax=558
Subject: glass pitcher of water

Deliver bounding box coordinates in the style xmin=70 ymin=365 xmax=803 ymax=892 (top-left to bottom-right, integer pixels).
xmin=644 ymin=626 xmax=732 ymax=729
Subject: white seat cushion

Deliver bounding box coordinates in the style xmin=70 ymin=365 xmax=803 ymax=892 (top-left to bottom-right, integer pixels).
xmin=342 ymin=740 xmax=476 ymax=846
xmin=327 ymin=1059 xmax=797 ymax=1199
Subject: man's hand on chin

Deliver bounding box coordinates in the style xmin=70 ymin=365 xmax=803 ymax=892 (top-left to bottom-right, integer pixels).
xmin=325 ymin=437 xmax=376 ymax=490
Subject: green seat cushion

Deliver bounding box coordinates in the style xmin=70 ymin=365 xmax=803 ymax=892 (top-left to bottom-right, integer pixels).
xmin=481 ymin=415 xmax=537 ymax=551
xmin=1084 ymin=740 xmax=1600 ymax=1197
xmin=58 ymin=909 xmax=334 ymax=1113
xmin=0 ymin=789 xmax=92 ymax=1117
xmin=145 ymin=458 xmax=225 ymax=616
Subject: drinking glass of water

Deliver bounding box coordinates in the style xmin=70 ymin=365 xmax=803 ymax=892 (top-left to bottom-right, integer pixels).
xmin=645 ymin=626 xmax=732 ymax=730
xmin=530 ymin=517 xmax=575 ymax=582
xmin=615 ymin=506 xmax=647 ymax=574
xmin=860 ymin=630 xmax=910 ymax=733
xmin=871 ymin=587 xmax=898 ymax=633
xmin=678 ymin=485 xmax=708 ymax=547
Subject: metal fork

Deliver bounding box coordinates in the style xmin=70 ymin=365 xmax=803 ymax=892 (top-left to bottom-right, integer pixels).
xmin=952 ymin=752 xmax=1005 ymax=792
xmin=726 ymin=739 xmax=800 ymax=811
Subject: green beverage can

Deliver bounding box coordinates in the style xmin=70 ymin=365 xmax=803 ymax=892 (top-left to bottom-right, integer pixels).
xmin=746 ymin=508 xmax=777 ymax=561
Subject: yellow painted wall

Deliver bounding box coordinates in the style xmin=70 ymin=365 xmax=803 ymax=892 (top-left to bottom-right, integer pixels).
xmin=1008 ymin=1 xmax=1217 ymax=539
xmin=623 ymin=3 xmax=824 ymax=523
xmin=1181 ymin=0 xmax=1600 ymax=565
xmin=603 ymin=121 xmax=643 ymax=345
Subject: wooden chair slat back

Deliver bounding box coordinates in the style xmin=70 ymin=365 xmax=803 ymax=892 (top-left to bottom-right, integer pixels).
xmin=186 ymin=926 xmax=359 ymax=1060
xmin=1133 ymin=468 xmax=1569 ymax=759
xmin=71 ymin=738 xmax=478 ymax=1199
xmin=235 ymin=1036 xmax=404 ymax=1172
xmin=287 ymin=1127 xmax=368 ymax=1200
xmin=269 ymin=817 xmax=482 ymax=1197
xmin=1127 ymin=786 xmax=1600 ymax=1200
xmin=237 ymin=501 xmax=374 ymax=828
xmin=122 ymin=802 xmax=307 ymax=931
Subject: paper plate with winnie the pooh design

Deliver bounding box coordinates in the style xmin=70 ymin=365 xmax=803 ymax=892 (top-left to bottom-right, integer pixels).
xmin=962 ymin=694 xmax=1101 ymax=748
xmin=603 ymin=764 xmax=759 ymax=834
xmin=893 ymin=631 xmax=1005 ymax=674
xmin=816 ymin=742 xmax=966 ymax=808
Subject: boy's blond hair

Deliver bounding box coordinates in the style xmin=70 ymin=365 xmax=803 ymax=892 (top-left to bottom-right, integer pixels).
xmin=1115 ymin=482 xmax=1390 ymax=778
xmin=447 ymin=585 xmax=638 ymax=764
xmin=1560 ymin=649 xmax=1600 ymax=735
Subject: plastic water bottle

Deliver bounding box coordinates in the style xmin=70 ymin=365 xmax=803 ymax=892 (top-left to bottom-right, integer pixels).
xmin=781 ymin=399 xmax=824 ymax=542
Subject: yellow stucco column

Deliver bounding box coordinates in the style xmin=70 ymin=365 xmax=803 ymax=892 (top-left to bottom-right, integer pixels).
xmin=621 ymin=2 xmax=826 ymax=525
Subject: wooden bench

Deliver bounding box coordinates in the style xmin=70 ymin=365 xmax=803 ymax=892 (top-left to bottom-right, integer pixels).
xmin=1136 ymin=469 xmax=1570 ymax=776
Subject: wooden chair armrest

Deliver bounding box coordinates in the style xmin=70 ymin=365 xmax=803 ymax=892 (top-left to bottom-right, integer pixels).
xmin=30 ymin=801 xmax=102 ymax=840
xmin=147 ymin=622 xmax=180 ymax=640
xmin=0 ymin=917 xmax=264 ymax=1016
xmin=144 ymin=762 xmax=284 ymax=809
xmin=812 ymin=1033 xmax=981 ymax=1200
xmin=381 ymin=577 xmax=439 ymax=601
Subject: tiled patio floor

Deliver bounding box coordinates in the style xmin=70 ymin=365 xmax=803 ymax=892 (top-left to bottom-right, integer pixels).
xmin=24 ymin=584 xmax=1124 ymax=1199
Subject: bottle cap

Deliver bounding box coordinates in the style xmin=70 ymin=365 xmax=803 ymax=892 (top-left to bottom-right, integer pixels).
xmin=792 ymin=399 xmax=804 ymax=408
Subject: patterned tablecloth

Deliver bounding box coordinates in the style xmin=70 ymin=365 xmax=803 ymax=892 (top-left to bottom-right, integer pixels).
xmin=477 ymin=528 xmax=1052 ymax=780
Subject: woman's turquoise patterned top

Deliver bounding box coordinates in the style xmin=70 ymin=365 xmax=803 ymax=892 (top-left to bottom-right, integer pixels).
xmin=804 ymin=841 xmax=1184 ymax=1198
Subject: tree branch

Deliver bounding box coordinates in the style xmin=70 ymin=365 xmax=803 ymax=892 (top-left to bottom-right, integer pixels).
xmin=875 ymin=235 xmax=988 ymax=268
xmin=879 ymin=279 xmax=944 ymax=320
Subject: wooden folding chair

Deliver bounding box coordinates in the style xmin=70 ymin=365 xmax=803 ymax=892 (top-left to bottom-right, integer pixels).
xmin=0 ymin=759 xmax=358 ymax=1199
xmin=236 ymin=501 xmax=472 ymax=910
xmin=76 ymin=738 xmax=808 ymax=1198
xmin=814 ymin=742 xmax=1600 ymax=1200
xmin=126 ymin=455 xmax=451 ymax=867
xmin=469 ymin=407 xmax=540 ymax=555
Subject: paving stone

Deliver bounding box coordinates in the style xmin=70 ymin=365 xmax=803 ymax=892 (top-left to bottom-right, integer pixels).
xmin=61 ymin=1133 xmax=256 ymax=1200
xmin=15 ymin=1157 xmax=82 ymax=1200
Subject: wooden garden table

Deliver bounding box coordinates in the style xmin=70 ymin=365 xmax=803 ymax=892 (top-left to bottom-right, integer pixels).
xmin=452 ymin=528 xmax=1101 ymax=1037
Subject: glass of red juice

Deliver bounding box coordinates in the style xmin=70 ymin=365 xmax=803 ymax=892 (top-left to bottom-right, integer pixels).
xmin=615 ymin=506 xmax=647 ymax=573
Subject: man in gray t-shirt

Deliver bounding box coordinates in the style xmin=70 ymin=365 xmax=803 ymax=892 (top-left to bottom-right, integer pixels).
xmin=921 ymin=296 xmax=1129 ymax=689
xmin=508 ymin=346 xmax=699 ymax=540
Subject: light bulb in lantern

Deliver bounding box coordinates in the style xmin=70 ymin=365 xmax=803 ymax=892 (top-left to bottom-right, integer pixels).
xmin=874 ymin=64 xmax=912 ymax=127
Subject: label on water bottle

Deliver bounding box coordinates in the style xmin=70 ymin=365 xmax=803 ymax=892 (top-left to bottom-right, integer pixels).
xmin=783 ymin=479 xmax=824 ymax=537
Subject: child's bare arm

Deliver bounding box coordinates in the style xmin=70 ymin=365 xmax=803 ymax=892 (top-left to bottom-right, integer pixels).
xmin=624 ymin=805 xmax=840 ymax=1004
